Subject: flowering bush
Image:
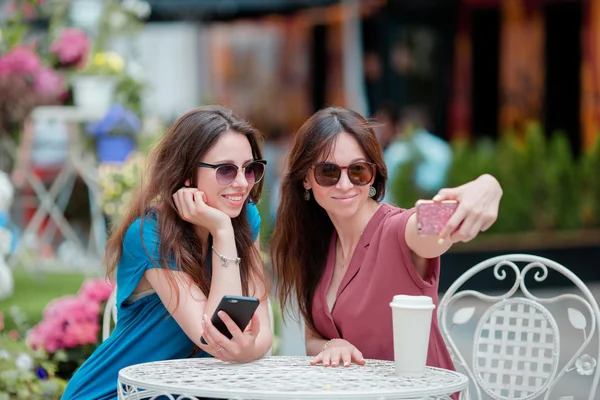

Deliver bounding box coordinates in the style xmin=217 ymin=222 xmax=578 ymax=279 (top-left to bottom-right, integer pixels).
xmin=0 ymin=1 xmax=91 ymax=137
xmin=49 ymin=28 xmax=90 ymax=69
xmin=95 ymin=0 xmax=151 ymax=51
xmin=99 ymin=153 xmax=144 ymax=220
xmin=81 ymin=51 xmax=125 ymax=77
xmin=0 ymin=45 xmax=66 ymax=135
xmin=27 ymin=278 xmax=115 ymax=379
xmin=0 ymin=312 xmax=66 ymax=400
xmin=86 ymin=104 xmax=141 ymax=137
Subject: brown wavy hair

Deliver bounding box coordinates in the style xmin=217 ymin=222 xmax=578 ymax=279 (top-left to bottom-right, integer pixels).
xmin=105 ymin=105 xmax=266 ymax=306
xmin=271 ymin=107 xmax=387 ymax=332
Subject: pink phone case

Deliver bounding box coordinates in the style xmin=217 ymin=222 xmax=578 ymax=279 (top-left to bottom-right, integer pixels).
xmin=415 ymin=200 xmax=459 ymax=235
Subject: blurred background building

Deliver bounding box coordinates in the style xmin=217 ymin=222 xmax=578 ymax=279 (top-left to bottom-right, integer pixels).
xmin=132 ymin=0 xmax=598 ymax=153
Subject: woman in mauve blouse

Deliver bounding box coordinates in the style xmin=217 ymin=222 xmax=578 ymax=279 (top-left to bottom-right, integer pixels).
xmin=271 ymin=107 xmax=503 ymax=369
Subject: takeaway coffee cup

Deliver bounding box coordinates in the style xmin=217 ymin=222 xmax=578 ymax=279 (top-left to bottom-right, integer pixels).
xmin=389 ymin=295 xmax=435 ymax=376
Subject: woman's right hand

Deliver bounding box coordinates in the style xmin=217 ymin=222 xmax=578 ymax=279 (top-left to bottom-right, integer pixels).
xmin=310 ymin=339 xmax=366 ymax=367
xmin=172 ymin=187 xmax=231 ymax=234
xmin=201 ymin=310 xmax=262 ymax=363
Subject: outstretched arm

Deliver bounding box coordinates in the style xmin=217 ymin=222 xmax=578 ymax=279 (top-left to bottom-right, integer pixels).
xmin=404 ymin=174 xmax=502 ymax=277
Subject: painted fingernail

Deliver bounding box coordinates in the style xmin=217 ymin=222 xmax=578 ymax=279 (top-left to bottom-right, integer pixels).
xmin=331 ymin=362 xmax=337 ymax=367
xmin=437 ymin=238 xmax=445 ymax=245
xmin=344 ymin=362 xmax=349 ymax=367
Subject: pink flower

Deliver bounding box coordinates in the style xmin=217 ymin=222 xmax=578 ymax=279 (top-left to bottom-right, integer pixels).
xmin=28 ymin=319 xmax=61 ymax=352
xmin=64 ymin=320 xmax=99 ymax=347
xmin=0 ymin=46 xmax=41 ymax=78
xmin=79 ymin=279 xmax=115 ymax=304
xmin=28 ymin=292 xmax=104 ymax=353
xmin=50 ymin=28 xmax=90 ymax=69
xmin=27 ymin=278 xmax=114 ymax=354
xmin=45 ymin=296 xmax=101 ymax=322
xmin=0 ymin=312 xmax=4 ymax=331
xmin=9 ymin=330 xmax=19 ymax=340
xmin=34 ymin=66 xmax=65 ymax=97
xmin=6 ymin=1 xmax=37 ymax=19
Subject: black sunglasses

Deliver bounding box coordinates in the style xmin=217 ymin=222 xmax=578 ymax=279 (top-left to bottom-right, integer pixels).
xmin=198 ymin=159 xmax=267 ymax=187
xmin=311 ymin=161 xmax=375 ymax=187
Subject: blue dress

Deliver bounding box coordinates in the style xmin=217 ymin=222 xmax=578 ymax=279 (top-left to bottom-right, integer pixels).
xmin=62 ymin=203 xmax=261 ymax=400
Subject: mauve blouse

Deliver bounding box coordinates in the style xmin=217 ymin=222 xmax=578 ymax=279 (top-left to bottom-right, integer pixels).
xmin=311 ymin=203 xmax=454 ymax=371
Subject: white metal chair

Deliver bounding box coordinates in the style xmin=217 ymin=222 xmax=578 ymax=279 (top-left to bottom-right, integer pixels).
xmin=438 ymin=254 xmax=600 ymax=400
xmin=102 ymin=288 xmax=118 ymax=342
xmin=102 ymin=289 xmax=276 ymax=355
xmin=266 ymin=298 xmax=275 ymax=356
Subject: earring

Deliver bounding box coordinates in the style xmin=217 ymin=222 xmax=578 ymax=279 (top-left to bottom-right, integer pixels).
xmin=368 ymin=186 xmax=376 ymax=198
xmin=303 ymin=189 xmax=311 ymax=201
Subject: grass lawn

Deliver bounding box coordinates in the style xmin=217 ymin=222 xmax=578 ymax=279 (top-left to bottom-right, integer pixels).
xmin=0 ymin=269 xmax=86 ymax=331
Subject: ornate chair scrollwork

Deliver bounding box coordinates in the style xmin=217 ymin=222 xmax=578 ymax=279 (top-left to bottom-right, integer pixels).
xmin=438 ymin=254 xmax=600 ymax=400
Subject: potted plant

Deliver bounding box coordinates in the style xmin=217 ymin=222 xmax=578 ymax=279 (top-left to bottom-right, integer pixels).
xmin=26 ymin=278 xmax=114 ymax=380
xmin=0 ymin=311 xmax=67 ymax=399
xmin=98 ymin=152 xmax=143 ymax=223
xmin=85 ymin=104 xmax=141 ymax=163
xmin=71 ymin=51 xmax=124 ymax=114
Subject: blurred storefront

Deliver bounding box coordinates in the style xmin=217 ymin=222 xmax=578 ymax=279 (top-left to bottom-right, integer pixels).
xmin=144 ymin=0 xmax=382 ymax=137
xmin=447 ymin=0 xmax=598 ymax=155
xmin=361 ymin=0 xmax=597 ymax=155
xmin=142 ymin=0 xmax=597 ymax=153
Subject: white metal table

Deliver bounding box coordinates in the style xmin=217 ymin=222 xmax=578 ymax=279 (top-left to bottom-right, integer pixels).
xmin=118 ymin=356 xmax=468 ymax=400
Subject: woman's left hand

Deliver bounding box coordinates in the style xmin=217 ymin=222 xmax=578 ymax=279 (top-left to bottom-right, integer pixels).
xmin=201 ymin=310 xmax=261 ymax=363
xmin=436 ymin=174 xmax=502 ymax=243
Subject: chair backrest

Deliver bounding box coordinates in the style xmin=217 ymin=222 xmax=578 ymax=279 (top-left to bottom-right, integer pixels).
xmin=266 ymin=297 xmax=275 ymax=356
xmin=438 ymin=254 xmax=600 ymax=400
xmin=102 ymin=289 xmax=117 ymax=342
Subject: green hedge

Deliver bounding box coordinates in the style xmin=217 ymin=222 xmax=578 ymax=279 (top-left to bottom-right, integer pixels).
xmin=390 ymin=125 xmax=600 ymax=234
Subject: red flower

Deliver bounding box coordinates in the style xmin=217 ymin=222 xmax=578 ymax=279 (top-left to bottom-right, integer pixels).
xmin=50 ymin=28 xmax=90 ymax=69
xmin=6 ymin=1 xmax=37 ymax=19
xmin=33 ymin=66 xmax=66 ymax=97
xmin=0 ymin=46 xmax=41 ymax=78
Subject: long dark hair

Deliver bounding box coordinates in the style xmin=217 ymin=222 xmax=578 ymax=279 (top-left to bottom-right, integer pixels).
xmin=271 ymin=107 xmax=387 ymax=331
xmin=105 ymin=105 xmax=266 ymax=306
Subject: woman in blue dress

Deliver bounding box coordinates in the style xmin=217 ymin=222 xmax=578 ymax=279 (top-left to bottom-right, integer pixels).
xmin=62 ymin=105 xmax=273 ymax=399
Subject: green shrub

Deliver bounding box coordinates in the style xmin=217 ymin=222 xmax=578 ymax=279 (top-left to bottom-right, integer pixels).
xmin=388 ymin=126 xmax=598 ymax=234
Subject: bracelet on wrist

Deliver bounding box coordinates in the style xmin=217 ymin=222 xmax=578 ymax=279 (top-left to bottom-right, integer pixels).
xmin=212 ymin=246 xmax=241 ymax=267
xmin=321 ymin=338 xmax=339 ymax=353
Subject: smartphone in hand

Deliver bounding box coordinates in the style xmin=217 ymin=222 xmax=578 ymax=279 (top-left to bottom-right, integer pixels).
xmin=415 ymin=200 xmax=458 ymax=235
xmin=201 ymin=295 xmax=260 ymax=344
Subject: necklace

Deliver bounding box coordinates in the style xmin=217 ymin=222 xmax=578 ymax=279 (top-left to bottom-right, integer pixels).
xmin=337 ymin=228 xmax=366 ymax=269
xmin=337 ymin=242 xmax=351 ymax=269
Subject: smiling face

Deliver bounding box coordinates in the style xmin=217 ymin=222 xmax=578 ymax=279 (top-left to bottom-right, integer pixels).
xmin=303 ymin=131 xmax=375 ymax=219
xmin=195 ymin=130 xmax=256 ymax=218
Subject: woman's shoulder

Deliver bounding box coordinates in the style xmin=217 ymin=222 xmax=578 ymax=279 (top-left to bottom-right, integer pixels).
xmin=123 ymin=211 xmax=160 ymax=255
xmin=246 ymin=201 xmax=261 ymax=241
xmin=380 ymin=203 xmax=414 ymax=219
xmin=377 ymin=203 xmax=416 ymax=232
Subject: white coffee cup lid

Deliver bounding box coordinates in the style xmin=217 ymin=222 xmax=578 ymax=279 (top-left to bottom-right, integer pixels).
xmin=390 ymin=295 xmax=435 ymax=309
